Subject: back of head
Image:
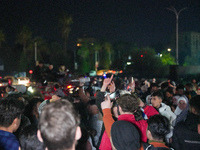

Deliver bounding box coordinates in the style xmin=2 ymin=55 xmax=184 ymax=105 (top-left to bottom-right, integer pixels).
xmin=19 ymin=125 xmax=45 ymax=150
xmin=189 ymin=95 xmax=200 ymax=115
xmin=111 ymin=120 xmax=140 ymax=150
xmin=147 ymin=114 xmax=170 ymax=141
xmin=117 ymin=94 xmax=140 ymax=113
xmin=117 ymin=94 xmax=143 ymax=120
xmin=38 ymin=99 xmax=80 ymax=150
xmin=0 ymin=98 xmax=23 ymax=127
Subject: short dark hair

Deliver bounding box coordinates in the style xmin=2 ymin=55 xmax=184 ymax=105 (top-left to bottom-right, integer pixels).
xmin=166 ymin=88 xmax=174 ymax=95
xmin=38 ymin=99 xmax=80 ymax=150
xmin=0 ymin=98 xmax=23 ymax=127
xmin=189 ymin=95 xmax=200 ymax=115
xmin=117 ymin=94 xmax=143 ymax=121
xmin=151 ymin=91 xmax=164 ymax=100
xmin=147 ymin=114 xmax=170 ymax=140
xmin=19 ymin=125 xmax=45 ymax=150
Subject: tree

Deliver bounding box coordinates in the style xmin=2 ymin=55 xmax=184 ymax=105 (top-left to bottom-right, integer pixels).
xmin=59 ymin=13 xmax=73 ymax=56
xmin=183 ymin=56 xmax=199 ymax=66
xmin=99 ymin=42 xmax=112 ymax=69
xmin=16 ymin=26 xmax=32 ymax=55
xmin=160 ymin=51 xmax=176 ymax=66
xmin=0 ymin=30 xmax=5 ymax=49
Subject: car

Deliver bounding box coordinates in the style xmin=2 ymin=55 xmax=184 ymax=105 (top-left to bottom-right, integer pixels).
xmin=4 ymin=76 xmax=30 ymax=86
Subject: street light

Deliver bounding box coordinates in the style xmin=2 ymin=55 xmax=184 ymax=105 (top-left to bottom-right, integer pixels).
xmin=167 ymin=6 xmax=187 ymax=65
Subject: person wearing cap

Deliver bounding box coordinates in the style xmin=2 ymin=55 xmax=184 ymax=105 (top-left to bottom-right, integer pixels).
xmin=111 ymin=120 xmax=141 ymax=150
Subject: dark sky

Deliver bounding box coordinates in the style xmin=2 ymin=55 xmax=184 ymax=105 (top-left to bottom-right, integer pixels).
xmin=0 ymin=0 xmax=199 ymax=50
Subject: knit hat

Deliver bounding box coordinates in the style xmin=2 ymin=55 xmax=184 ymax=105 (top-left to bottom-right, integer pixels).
xmin=111 ymin=120 xmax=140 ymax=150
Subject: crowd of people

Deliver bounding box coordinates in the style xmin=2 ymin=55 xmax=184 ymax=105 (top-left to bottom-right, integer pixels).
xmin=0 ymin=71 xmax=200 ymax=150
xmin=32 ymin=61 xmax=71 ymax=85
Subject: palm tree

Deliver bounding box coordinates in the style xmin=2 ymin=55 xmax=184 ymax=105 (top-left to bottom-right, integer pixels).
xmin=16 ymin=26 xmax=32 ymax=55
xmin=0 ymin=30 xmax=5 ymax=49
xmin=59 ymin=13 xmax=73 ymax=56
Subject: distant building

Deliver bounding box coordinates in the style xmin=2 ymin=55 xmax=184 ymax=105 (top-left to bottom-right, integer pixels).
xmin=179 ymin=32 xmax=200 ymax=65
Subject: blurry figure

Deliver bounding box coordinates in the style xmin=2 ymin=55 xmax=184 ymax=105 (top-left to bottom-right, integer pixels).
xmin=175 ymin=84 xmax=185 ymax=96
xmin=123 ymin=76 xmax=129 ymax=90
xmin=44 ymin=64 xmax=56 ymax=82
xmin=57 ymin=64 xmax=69 ymax=85
xmin=152 ymin=77 xmax=156 ymax=83
xmin=19 ymin=125 xmax=45 ymax=150
xmin=185 ymin=83 xmax=196 ymax=99
xmin=32 ymin=61 xmax=44 ymax=83
xmin=24 ymin=98 xmax=44 ymax=125
xmin=191 ymin=79 xmax=198 ymax=91
xmin=54 ymin=84 xmax=65 ymax=98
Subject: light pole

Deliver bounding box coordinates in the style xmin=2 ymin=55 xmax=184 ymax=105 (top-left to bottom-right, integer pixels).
xmin=167 ymin=7 xmax=187 ymax=65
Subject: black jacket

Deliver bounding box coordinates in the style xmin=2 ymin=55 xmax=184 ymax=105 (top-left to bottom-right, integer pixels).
xmin=172 ymin=112 xmax=200 ymax=150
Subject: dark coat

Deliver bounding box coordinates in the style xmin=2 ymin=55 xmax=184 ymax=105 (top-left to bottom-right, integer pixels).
xmin=172 ymin=112 xmax=200 ymax=150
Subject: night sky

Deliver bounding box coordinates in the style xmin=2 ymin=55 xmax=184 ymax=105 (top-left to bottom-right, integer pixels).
xmin=0 ymin=0 xmax=200 ymax=50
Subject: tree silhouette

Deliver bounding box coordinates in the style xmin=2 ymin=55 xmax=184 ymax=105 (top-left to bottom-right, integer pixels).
xmin=0 ymin=30 xmax=5 ymax=49
xmin=59 ymin=13 xmax=73 ymax=56
xmin=16 ymin=26 xmax=32 ymax=55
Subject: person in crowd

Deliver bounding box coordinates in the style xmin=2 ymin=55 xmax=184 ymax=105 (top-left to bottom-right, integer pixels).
xmin=0 ymin=98 xmax=23 ymax=150
xmin=172 ymin=95 xmax=200 ymax=150
xmin=19 ymin=125 xmax=45 ymax=150
xmin=32 ymin=61 xmax=44 ymax=83
xmin=164 ymin=88 xmax=176 ymax=112
xmin=24 ymin=98 xmax=43 ymax=125
xmin=185 ymin=82 xmax=197 ymax=99
xmin=54 ymin=84 xmax=66 ymax=98
xmin=43 ymin=64 xmax=56 ymax=82
xmin=144 ymin=83 xmax=159 ymax=105
xmin=100 ymin=93 xmax=148 ymax=150
xmin=57 ymin=64 xmax=68 ymax=85
xmin=37 ymin=99 xmax=82 ymax=150
xmin=86 ymin=99 xmax=103 ymax=148
xmin=38 ymin=94 xmax=61 ymax=115
xmin=175 ymin=84 xmax=185 ymax=96
xmin=191 ymin=78 xmax=198 ymax=92
xmin=76 ymin=126 xmax=96 ymax=150
xmin=145 ymin=114 xmax=173 ymax=149
xmin=110 ymin=120 xmax=141 ymax=150
xmin=151 ymin=91 xmax=176 ymax=126
xmin=173 ymin=96 xmax=189 ymax=126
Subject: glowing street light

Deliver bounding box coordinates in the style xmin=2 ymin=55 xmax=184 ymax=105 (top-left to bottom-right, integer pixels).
xmin=167 ymin=48 xmax=171 ymax=52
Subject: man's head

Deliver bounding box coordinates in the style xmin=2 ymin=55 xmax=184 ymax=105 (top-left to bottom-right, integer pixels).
xmin=176 ymin=84 xmax=185 ymax=96
xmin=151 ymin=91 xmax=163 ymax=109
xmin=38 ymin=61 xmax=43 ymax=67
xmin=189 ymin=95 xmax=200 ymax=115
xmin=150 ymin=83 xmax=158 ymax=93
xmin=0 ymin=98 xmax=23 ymax=132
xmin=117 ymin=94 xmax=140 ymax=114
xmin=147 ymin=114 xmax=170 ymax=141
xmin=38 ymin=99 xmax=81 ymax=150
xmin=111 ymin=120 xmax=140 ymax=150
xmin=49 ymin=64 xmax=53 ymax=70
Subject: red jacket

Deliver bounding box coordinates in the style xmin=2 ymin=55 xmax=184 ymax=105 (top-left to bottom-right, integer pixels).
xmin=99 ymin=109 xmax=148 ymax=150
